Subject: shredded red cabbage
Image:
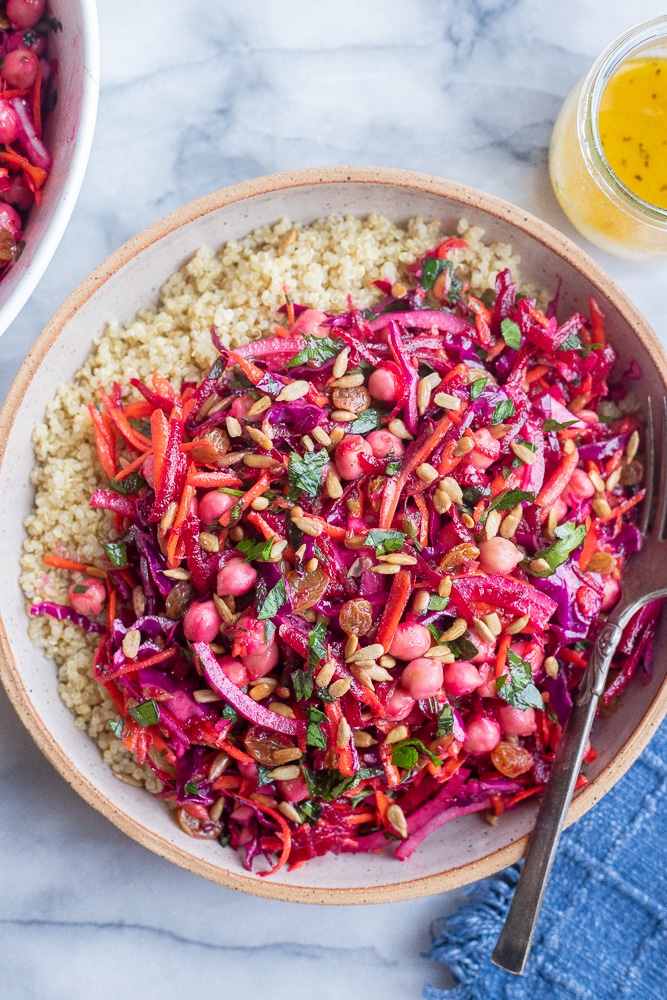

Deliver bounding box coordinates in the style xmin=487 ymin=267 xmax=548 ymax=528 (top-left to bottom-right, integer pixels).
xmin=32 ymin=237 xmax=659 ymax=875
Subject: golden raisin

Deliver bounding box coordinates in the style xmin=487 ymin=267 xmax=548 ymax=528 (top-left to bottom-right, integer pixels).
xmin=491 ymin=741 xmax=534 ymax=778
xmin=286 ymin=565 xmax=329 ymax=612
xmin=339 ymin=598 xmax=373 ymax=636
xmin=331 ymin=386 xmax=370 ymax=413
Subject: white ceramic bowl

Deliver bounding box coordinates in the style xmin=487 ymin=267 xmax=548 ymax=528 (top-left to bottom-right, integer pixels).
xmin=1 ymin=167 xmax=666 ymax=904
xmin=0 ymin=0 xmax=99 ymax=337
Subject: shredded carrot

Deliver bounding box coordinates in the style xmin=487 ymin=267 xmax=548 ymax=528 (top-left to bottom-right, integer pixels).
xmin=216 ymin=738 xmax=255 ymax=765
xmin=122 ymin=400 xmax=154 ymax=419
xmin=536 ymin=446 xmax=580 ymax=522
xmin=596 ymin=489 xmax=646 ymax=523
xmin=185 ymin=470 xmax=243 ymax=489
xmin=211 ymin=774 xmax=242 ymax=791
xmin=380 ymin=410 xmax=457 ymax=528
xmin=379 ymin=743 xmax=401 ymax=787
xmin=589 ymin=296 xmax=606 ymax=344
xmin=219 ymin=469 xmax=270 ymax=528
xmin=100 ymin=391 xmax=153 ymax=452
xmin=345 ymin=811 xmax=376 ymax=826
xmin=150 ymin=408 xmax=169 ymax=487
xmin=528 ymin=306 xmax=550 ymax=329
xmin=228 ymin=351 xmax=264 ymax=386
xmin=234 ymin=794 xmax=292 ymax=876
xmin=413 ymin=491 xmax=430 ymax=546
xmin=0 ymin=148 xmax=47 ymax=188
xmin=152 ymin=372 xmax=179 ymax=402
xmin=505 ymin=784 xmax=546 ymax=808
xmin=114 ymin=451 xmax=147 ymax=482
xmin=376 ymin=569 xmax=412 ymax=653
xmin=578 ymin=521 xmax=599 ymax=571
xmin=494 ymin=633 xmax=511 ymax=678
xmin=88 ymin=404 xmax=117 ymax=478
xmin=43 ymin=553 xmax=107 ymax=578
xmin=102 ymin=647 xmax=176 ymax=681
xmin=524 ymin=364 xmax=550 ymax=383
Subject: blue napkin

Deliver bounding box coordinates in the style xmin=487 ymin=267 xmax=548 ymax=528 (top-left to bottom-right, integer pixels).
xmin=424 ymin=716 xmax=667 ymax=999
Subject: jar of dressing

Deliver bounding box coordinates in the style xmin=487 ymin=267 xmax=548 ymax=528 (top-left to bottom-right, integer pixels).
xmin=549 ymin=17 xmax=667 ymax=259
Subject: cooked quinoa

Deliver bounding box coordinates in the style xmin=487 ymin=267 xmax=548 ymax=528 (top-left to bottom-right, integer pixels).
xmin=19 ymin=213 xmax=522 ymax=790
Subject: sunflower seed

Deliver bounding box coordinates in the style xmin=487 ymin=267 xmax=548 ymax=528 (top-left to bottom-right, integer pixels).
xmin=386 ymin=803 xmax=408 ymax=838
xmin=276 ymin=380 xmax=310 ymax=402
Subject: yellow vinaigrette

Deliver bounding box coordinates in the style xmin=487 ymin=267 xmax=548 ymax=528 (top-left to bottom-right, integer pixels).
xmin=598 ymin=56 xmax=667 ymax=209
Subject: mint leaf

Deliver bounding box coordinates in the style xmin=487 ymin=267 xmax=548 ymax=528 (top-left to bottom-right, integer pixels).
xmin=306 ymin=706 xmax=327 ymax=749
xmin=391 ymin=738 xmax=441 ymax=770
xmin=542 ymin=418 xmax=578 ymax=432
xmin=428 ymin=594 xmax=449 ymax=612
xmin=488 ymin=489 xmax=536 ymax=513
xmin=446 ymin=634 xmax=479 ymax=661
xmin=496 ymin=649 xmax=544 ymax=711
xmin=528 ymin=521 xmax=587 ymax=577
xmin=221 ymin=704 xmax=239 ymax=723
xmin=308 ymin=621 xmax=328 ymax=671
xmin=287 ymin=449 xmax=329 ymax=500
xmin=184 ymin=781 xmax=200 ymax=797
xmin=492 ymin=398 xmax=515 ymax=424
xmin=257 ymin=578 xmax=287 ymax=620
xmin=501 ymin=318 xmax=521 ymax=350
xmin=436 ymin=705 xmax=454 ymax=737
xmin=236 ymin=535 xmax=276 ymax=562
xmin=109 ymin=719 xmax=124 ymax=738
xmin=104 ymin=541 xmax=128 ymax=567
xmin=292 ymin=668 xmax=313 ymax=702
xmin=363 ymin=529 xmax=406 ymax=555
xmin=421 ymin=256 xmax=449 ymax=290
xmin=558 ymin=331 xmax=584 ymax=351
xmin=129 ymin=699 xmax=159 ymax=727
xmin=302 ymin=766 xmax=383 ymax=801
xmin=470 ymin=375 xmax=488 ymax=400
xmin=286 ymin=333 xmax=344 ymax=368
xmin=349 ymin=408 xmax=382 ymax=435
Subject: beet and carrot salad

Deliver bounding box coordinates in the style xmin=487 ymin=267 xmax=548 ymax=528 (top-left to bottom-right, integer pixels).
xmin=0 ymin=0 xmax=58 ymax=273
xmin=31 ymin=235 xmax=657 ymax=875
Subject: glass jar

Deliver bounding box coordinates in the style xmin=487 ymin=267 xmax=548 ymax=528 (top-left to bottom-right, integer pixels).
xmin=549 ymin=17 xmax=667 ymax=259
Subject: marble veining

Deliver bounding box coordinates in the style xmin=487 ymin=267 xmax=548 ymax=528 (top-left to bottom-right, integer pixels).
xmin=2 ymin=1 xmax=667 ymax=997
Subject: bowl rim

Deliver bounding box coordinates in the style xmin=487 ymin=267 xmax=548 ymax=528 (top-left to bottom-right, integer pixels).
xmin=0 ymin=0 xmax=101 ymax=337
xmin=2 ymin=164 xmax=667 ymax=904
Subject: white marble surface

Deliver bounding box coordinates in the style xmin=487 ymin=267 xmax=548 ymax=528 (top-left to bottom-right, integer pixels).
xmin=2 ymin=1 xmax=667 ymax=997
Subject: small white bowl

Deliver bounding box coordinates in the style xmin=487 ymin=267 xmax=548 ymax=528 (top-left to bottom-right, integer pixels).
xmin=1 ymin=167 xmax=666 ymax=904
xmin=0 ymin=0 xmax=100 ymax=337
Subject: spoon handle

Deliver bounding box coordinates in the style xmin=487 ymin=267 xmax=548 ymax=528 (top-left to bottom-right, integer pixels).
xmin=491 ymin=620 xmax=623 ymax=975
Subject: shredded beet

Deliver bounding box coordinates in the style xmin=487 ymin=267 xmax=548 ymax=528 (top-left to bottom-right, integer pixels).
xmin=32 ymin=239 xmax=657 ymax=875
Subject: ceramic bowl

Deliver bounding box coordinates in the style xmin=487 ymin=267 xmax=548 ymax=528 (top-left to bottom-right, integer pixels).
xmin=1 ymin=166 xmax=666 ymax=904
xmin=0 ymin=0 xmax=100 ymax=337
